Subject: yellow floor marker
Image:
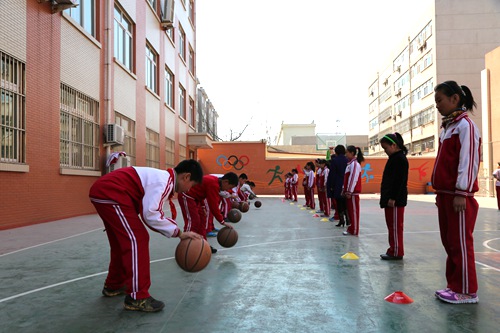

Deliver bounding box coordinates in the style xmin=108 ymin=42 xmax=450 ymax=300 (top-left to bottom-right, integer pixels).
xmin=341 ymin=252 xmax=359 ymax=260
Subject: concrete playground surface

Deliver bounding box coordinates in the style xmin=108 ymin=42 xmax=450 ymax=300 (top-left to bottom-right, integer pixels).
xmin=0 ymin=194 xmax=499 ymax=332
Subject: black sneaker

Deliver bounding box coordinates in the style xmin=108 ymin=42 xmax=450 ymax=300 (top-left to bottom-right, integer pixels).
xmin=211 ymin=246 xmax=217 ymax=254
xmin=102 ymin=285 xmax=126 ymax=297
xmin=123 ymin=295 xmax=165 ymax=312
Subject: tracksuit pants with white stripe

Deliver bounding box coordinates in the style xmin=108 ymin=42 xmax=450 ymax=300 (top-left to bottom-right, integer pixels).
xmin=346 ymin=195 xmax=360 ymax=235
xmin=384 ymin=206 xmax=405 ymax=257
xmin=436 ymin=193 xmax=479 ymax=294
xmin=90 ymin=198 xmax=152 ymax=300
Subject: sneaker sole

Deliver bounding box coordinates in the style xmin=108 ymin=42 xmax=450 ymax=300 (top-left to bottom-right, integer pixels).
xmin=123 ymin=303 xmax=165 ymax=312
xmin=437 ymin=294 xmax=479 ymax=304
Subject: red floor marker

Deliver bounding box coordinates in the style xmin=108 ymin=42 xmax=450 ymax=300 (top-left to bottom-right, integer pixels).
xmin=384 ymin=291 xmax=414 ymax=304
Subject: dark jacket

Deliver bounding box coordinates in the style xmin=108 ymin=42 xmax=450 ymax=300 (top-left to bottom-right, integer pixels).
xmin=380 ymin=150 xmax=409 ymax=208
xmin=328 ymin=154 xmax=348 ymax=199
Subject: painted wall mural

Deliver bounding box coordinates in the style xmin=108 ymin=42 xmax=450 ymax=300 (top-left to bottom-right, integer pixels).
xmin=198 ymin=142 xmax=436 ymax=195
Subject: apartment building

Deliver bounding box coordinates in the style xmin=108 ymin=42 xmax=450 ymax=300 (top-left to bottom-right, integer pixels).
xmin=197 ymin=86 xmax=218 ymax=141
xmin=482 ymin=46 xmax=500 ymax=196
xmin=0 ymin=0 xmax=214 ymax=229
xmin=368 ymin=0 xmax=500 ymax=157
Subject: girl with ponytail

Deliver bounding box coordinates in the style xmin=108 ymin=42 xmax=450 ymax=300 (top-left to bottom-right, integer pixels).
xmin=342 ymin=145 xmax=364 ymax=236
xmin=432 ymin=80 xmax=481 ymax=304
xmin=379 ymin=132 xmax=409 ymax=260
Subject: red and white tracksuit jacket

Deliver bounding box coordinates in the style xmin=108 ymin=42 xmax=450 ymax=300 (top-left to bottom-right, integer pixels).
xmin=89 ymin=166 xmax=181 ymax=300
xmin=343 ymin=159 xmax=362 ymax=235
xmin=432 ymin=112 xmax=481 ymax=294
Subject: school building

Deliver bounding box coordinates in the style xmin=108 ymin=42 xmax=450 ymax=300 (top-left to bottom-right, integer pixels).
xmin=367 ymin=0 xmax=500 ymax=164
xmin=0 ymin=0 xmax=219 ymax=229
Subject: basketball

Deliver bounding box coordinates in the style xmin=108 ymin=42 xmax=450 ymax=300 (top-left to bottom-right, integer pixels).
xmin=175 ymin=238 xmax=212 ymax=273
xmin=254 ymin=200 xmax=262 ymax=208
xmin=217 ymin=227 xmax=238 ymax=248
xmin=231 ymin=200 xmax=240 ymax=209
xmin=227 ymin=208 xmax=242 ymax=223
xmin=239 ymin=201 xmax=250 ymax=213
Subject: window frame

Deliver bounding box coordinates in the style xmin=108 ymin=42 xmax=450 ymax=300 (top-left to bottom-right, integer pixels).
xmin=114 ymin=5 xmax=134 ymax=72
xmin=145 ymin=43 xmax=158 ymax=93
xmin=179 ymin=84 xmax=186 ymax=119
xmin=66 ymin=0 xmax=96 ymax=37
xmin=178 ymin=25 xmax=186 ymax=61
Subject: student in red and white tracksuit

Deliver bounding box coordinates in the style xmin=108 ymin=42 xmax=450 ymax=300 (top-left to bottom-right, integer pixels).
xmin=237 ymin=173 xmax=248 ymax=202
xmin=342 ymin=146 xmax=364 ymax=236
xmin=315 ymin=161 xmax=323 ymax=212
xmin=178 ymin=173 xmax=238 ymax=253
xmin=306 ymin=161 xmax=316 ymax=209
xmin=302 ymin=164 xmax=310 ymax=207
xmin=432 ymin=81 xmax=481 ymax=304
xmin=89 ymin=160 xmax=202 ymax=312
xmin=317 ymin=159 xmax=330 ymax=216
xmin=291 ymin=169 xmax=299 ymax=202
xmin=284 ymin=173 xmax=291 ymax=199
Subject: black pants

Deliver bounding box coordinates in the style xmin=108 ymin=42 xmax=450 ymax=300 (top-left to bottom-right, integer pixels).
xmin=335 ymin=197 xmax=347 ymax=214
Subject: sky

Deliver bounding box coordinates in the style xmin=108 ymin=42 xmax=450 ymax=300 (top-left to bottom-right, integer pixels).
xmin=195 ymin=0 xmax=433 ymax=143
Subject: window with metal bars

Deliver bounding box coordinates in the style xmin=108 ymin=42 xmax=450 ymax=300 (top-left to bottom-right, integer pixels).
xmin=146 ymin=128 xmax=160 ymax=168
xmin=60 ymin=83 xmax=99 ymax=169
xmin=1 ymin=51 xmax=26 ymax=164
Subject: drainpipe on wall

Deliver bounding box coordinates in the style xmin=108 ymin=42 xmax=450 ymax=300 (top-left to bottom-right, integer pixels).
xmin=103 ymin=0 xmax=112 ymax=165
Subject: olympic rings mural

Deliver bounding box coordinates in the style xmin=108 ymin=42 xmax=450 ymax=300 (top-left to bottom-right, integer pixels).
xmin=216 ymin=154 xmax=250 ymax=170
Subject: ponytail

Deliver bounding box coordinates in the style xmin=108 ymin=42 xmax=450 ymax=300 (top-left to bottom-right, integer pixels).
xmin=435 ymin=80 xmax=476 ymax=112
xmin=346 ymin=145 xmax=365 ymax=164
xmin=381 ymin=132 xmax=408 ymax=155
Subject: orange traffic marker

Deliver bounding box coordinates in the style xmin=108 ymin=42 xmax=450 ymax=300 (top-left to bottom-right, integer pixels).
xmin=384 ymin=291 xmax=414 ymax=304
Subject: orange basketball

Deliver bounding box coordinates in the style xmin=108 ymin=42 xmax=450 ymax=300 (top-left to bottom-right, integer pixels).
xmin=217 ymin=227 xmax=238 ymax=248
xmin=254 ymin=200 xmax=262 ymax=208
xmin=227 ymin=208 xmax=242 ymax=223
xmin=231 ymin=200 xmax=240 ymax=209
xmin=175 ymin=238 xmax=212 ymax=272
xmin=239 ymin=201 xmax=250 ymax=213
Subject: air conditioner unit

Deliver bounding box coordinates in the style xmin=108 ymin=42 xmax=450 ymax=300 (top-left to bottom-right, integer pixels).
xmin=105 ymin=124 xmax=125 ymax=145
xmin=417 ymin=41 xmax=427 ymax=52
xmin=161 ymin=0 xmax=175 ymax=28
xmin=108 ymin=156 xmax=131 ymax=173
xmin=396 ymin=65 xmax=401 ymax=73
xmin=40 ymin=0 xmax=78 ymax=13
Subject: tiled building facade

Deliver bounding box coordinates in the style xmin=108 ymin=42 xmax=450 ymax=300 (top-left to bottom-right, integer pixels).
xmin=0 ymin=0 xmax=215 ymax=229
xmin=368 ymin=0 xmax=500 ymax=161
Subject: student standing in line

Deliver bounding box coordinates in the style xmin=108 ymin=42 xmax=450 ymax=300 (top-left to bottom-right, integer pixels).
xmin=342 ymin=146 xmax=364 ymax=236
xmin=432 ymin=80 xmax=481 ymax=304
xmin=306 ymin=161 xmax=316 ymax=210
xmin=329 ymin=145 xmax=348 ymax=225
xmin=291 ymin=169 xmax=299 ymax=202
xmin=379 ymin=133 xmax=409 ymax=260
xmin=317 ymin=159 xmax=330 ymax=217
xmin=493 ymin=162 xmax=500 ymax=210
xmin=302 ymin=163 xmax=311 ymax=208
xmin=89 ymin=160 xmax=203 ymax=312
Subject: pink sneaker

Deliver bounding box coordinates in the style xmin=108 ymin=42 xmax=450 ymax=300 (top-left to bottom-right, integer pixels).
xmin=437 ymin=290 xmax=478 ymax=304
xmin=434 ymin=288 xmax=450 ymax=297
